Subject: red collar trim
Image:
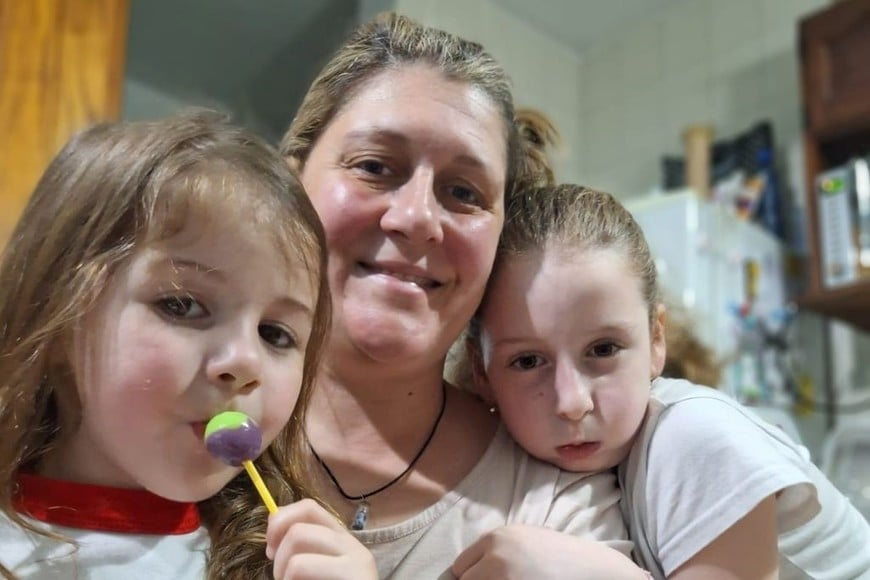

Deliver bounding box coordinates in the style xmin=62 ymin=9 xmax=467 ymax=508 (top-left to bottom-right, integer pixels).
xmin=13 ymin=473 xmax=201 ymax=535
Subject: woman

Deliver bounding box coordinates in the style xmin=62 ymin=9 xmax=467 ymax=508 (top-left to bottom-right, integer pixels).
xmin=275 ymin=12 xmax=643 ymax=579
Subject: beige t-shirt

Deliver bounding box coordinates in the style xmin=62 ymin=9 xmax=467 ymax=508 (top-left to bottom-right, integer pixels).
xmin=355 ymin=423 xmax=631 ymax=579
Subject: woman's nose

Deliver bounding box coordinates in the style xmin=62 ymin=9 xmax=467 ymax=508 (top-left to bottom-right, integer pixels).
xmin=554 ymin=364 xmax=594 ymax=422
xmin=380 ymin=169 xmax=444 ymax=245
xmin=207 ymin=326 xmax=262 ymax=393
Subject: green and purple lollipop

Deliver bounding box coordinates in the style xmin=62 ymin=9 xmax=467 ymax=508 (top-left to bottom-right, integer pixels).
xmin=204 ymin=411 xmax=277 ymax=513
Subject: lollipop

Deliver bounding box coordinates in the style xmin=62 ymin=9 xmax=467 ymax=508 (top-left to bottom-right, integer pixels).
xmin=205 ymin=411 xmax=277 ymax=514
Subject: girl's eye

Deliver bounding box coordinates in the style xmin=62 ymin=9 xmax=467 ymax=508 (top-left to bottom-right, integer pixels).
xmin=158 ymin=295 xmax=207 ymax=319
xmin=259 ymin=323 xmax=296 ymax=349
xmin=589 ymin=342 xmax=620 ymax=358
xmin=509 ymin=354 xmax=544 ymax=371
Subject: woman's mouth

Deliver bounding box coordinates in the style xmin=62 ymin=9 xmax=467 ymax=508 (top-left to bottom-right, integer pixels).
xmin=360 ymin=263 xmax=441 ymax=289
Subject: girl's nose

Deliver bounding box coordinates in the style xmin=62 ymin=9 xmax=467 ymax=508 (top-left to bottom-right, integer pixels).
xmin=207 ymin=326 xmax=263 ymax=393
xmin=554 ymin=363 xmax=594 ymax=422
xmin=380 ymin=169 xmax=444 ymax=245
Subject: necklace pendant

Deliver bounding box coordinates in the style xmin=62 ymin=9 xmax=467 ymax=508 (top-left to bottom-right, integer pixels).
xmin=351 ymin=501 xmax=369 ymax=531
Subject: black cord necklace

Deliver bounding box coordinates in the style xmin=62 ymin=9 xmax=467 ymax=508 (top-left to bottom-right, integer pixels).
xmin=308 ymin=382 xmax=447 ymax=531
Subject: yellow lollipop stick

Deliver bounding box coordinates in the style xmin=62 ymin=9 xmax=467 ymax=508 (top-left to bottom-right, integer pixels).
xmin=243 ymin=460 xmax=278 ymax=514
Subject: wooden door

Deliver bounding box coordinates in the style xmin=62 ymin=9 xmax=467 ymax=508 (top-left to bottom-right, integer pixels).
xmin=0 ymin=0 xmax=129 ymax=248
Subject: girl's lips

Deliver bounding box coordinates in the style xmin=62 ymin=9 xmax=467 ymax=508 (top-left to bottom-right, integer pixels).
xmin=556 ymin=441 xmax=601 ymax=461
xmin=191 ymin=421 xmax=207 ymax=440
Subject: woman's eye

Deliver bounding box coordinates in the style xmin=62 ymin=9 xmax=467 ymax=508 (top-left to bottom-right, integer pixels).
xmin=356 ymin=159 xmax=390 ymax=176
xmin=589 ymin=343 xmax=620 ymax=358
xmin=509 ymin=354 xmax=544 ymax=371
xmin=157 ymin=295 xmax=207 ymax=319
xmin=446 ymin=184 xmax=482 ymax=207
xmin=259 ymin=324 xmax=296 ymax=349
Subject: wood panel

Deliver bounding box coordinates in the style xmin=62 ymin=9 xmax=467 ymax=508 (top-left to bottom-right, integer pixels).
xmin=798 ymin=0 xmax=870 ymax=332
xmin=0 ymin=0 xmax=129 ymax=248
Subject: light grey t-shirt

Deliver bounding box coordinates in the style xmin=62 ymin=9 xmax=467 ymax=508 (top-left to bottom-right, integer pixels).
xmin=619 ymin=378 xmax=870 ymax=579
xmin=356 ymin=423 xmax=632 ymax=579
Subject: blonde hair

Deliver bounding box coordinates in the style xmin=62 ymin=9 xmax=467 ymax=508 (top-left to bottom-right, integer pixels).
xmin=662 ymin=303 xmax=722 ymax=388
xmin=280 ymin=12 xmax=546 ymax=198
xmin=0 ymin=111 xmax=331 ymax=579
xmin=457 ymin=184 xmax=661 ymax=389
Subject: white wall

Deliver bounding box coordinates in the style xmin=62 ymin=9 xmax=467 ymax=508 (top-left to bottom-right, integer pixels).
xmin=577 ymin=0 xmax=828 ymax=200
xmin=394 ymin=0 xmax=585 ymax=185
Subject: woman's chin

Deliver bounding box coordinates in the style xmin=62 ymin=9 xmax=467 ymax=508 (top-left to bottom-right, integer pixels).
xmin=344 ymin=317 xmax=437 ymax=364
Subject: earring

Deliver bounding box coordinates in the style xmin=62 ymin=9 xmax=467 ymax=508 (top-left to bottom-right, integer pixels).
xmin=488 ymin=405 xmax=498 ymax=415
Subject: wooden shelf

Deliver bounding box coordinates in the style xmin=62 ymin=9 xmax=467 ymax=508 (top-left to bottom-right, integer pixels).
xmin=797 ymin=280 xmax=870 ymax=332
xmin=797 ymin=0 xmax=870 ymax=332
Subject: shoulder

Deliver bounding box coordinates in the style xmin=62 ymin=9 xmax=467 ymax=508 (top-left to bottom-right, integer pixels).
xmin=648 ymin=378 xmax=802 ymax=457
xmin=625 ymin=379 xmax=824 ymax=575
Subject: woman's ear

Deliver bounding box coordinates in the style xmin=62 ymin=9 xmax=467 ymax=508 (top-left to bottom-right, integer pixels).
xmin=650 ymin=303 xmax=667 ymax=379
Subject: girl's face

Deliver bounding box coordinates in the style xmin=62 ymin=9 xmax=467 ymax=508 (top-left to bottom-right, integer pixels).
xmin=299 ymin=64 xmax=507 ymax=368
xmin=477 ymin=247 xmax=665 ymax=473
xmin=43 ymin=215 xmax=317 ymax=502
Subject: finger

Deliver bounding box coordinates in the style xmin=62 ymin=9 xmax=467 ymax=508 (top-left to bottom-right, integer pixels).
xmin=271 ymin=522 xmax=355 ymax=576
xmin=451 ymin=533 xmax=491 ymax=577
xmin=274 ymin=553 xmax=368 ymax=580
xmin=266 ymin=498 xmax=343 ymax=558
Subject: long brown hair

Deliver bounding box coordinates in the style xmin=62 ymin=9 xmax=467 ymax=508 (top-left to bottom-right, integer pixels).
xmin=0 ymin=111 xmax=331 ymax=579
xmin=280 ymin=11 xmax=546 ymax=199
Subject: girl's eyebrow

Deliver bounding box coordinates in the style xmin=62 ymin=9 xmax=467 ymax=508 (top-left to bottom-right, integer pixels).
xmin=157 ymin=257 xmax=314 ymax=315
xmin=164 ymin=258 xmax=225 ymax=281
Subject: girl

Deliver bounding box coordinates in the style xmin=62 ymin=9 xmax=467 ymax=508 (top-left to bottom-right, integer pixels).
xmin=465 ymin=183 xmax=870 ymax=579
xmin=0 ymin=112 xmax=375 ymax=579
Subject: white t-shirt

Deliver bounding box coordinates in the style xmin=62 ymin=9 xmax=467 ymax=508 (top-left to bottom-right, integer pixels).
xmin=619 ymin=378 xmax=870 ymax=579
xmin=355 ymin=422 xmax=632 ymax=579
xmin=0 ymin=474 xmax=209 ymax=579
xmin=0 ymin=518 xmax=209 ymax=579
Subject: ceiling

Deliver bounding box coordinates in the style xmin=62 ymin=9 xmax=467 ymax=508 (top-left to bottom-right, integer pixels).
xmin=490 ymin=0 xmax=678 ymax=52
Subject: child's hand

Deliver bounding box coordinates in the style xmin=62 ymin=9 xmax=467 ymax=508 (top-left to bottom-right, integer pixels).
xmin=452 ymin=524 xmax=647 ymax=580
xmin=265 ymin=499 xmax=377 ymax=580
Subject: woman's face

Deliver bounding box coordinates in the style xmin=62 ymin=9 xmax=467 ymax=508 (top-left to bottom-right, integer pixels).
xmin=299 ymin=65 xmax=507 ymax=367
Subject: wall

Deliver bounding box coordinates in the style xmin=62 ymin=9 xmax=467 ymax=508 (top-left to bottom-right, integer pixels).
xmin=572 ymin=0 xmax=870 ymax=458
xmin=394 ymin=0 xmax=585 ymax=185
xmin=577 ymin=0 xmax=828 ymax=201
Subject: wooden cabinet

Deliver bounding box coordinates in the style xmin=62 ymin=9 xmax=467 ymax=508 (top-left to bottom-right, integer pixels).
xmin=798 ymin=0 xmax=870 ymax=332
xmin=802 ymin=0 xmax=870 ymax=139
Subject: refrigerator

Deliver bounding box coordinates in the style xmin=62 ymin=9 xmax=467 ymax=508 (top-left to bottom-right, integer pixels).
xmin=626 ymin=190 xmax=800 ymax=441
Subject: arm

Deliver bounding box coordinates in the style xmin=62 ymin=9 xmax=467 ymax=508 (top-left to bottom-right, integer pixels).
xmin=452 ymin=525 xmax=650 ymax=580
xmin=669 ymin=494 xmax=778 ymax=580
xmin=265 ymin=499 xmax=377 ymax=580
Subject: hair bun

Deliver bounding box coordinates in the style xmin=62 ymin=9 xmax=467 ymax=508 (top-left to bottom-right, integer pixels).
xmin=513 ymin=108 xmax=559 ymax=191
